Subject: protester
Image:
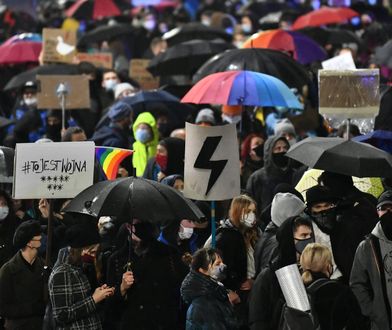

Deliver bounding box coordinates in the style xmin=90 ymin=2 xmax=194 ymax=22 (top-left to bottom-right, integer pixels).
xmin=61 ymin=126 xmax=87 ymax=142
xmin=195 ymin=108 xmax=216 ymax=127
xmin=181 ymin=247 xmax=239 ymax=329
xmin=100 ymin=69 xmax=121 ymax=109
xmin=240 ymin=133 xmax=264 ymax=189
xmin=249 ymin=216 xmax=313 ymax=330
xmin=160 ymin=174 xmax=184 ymax=192
xmin=0 ymin=220 xmax=46 ymax=329
xmin=114 ymin=83 xmax=137 ymax=101
xmin=301 ymin=243 xmax=367 ymax=330
xmin=350 ymin=190 xmax=392 ymax=330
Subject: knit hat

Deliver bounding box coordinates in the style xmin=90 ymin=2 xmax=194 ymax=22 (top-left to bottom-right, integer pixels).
xmin=13 ymin=220 xmax=41 ymax=250
xmin=274 ymin=118 xmax=295 ymax=136
xmin=108 ymin=102 xmax=133 ymax=122
xmin=195 ymin=108 xmax=215 ymax=125
xmin=271 ymin=193 xmax=306 ymax=227
xmin=65 ymin=223 xmax=101 ymax=248
xmin=114 ymin=83 xmax=136 ymax=100
xmin=378 ymin=190 xmax=392 ymax=208
xmin=306 ymin=185 xmax=338 ymax=207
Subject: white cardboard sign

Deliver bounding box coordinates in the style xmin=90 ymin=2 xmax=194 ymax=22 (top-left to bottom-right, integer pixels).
xmin=184 ymin=123 xmax=240 ymax=201
xmin=321 ymin=52 xmax=356 ymax=70
xmin=13 ymin=142 xmax=95 ymax=199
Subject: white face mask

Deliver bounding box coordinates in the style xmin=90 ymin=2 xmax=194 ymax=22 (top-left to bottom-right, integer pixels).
xmin=241 ymin=211 xmax=256 ymax=228
xmin=288 ymin=138 xmax=297 ymax=146
xmin=104 ymin=79 xmax=118 ymax=91
xmin=24 ymin=97 xmax=37 ymax=107
xmin=222 ymin=114 xmax=242 ymax=124
xmin=0 ymin=206 xmax=9 ymax=220
xmin=178 ymin=225 xmax=193 ymax=240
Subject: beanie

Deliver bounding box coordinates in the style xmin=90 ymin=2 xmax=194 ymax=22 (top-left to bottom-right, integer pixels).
xmin=114 ymin=83 xmax=136 ymax=100
xmin=13 ymin=220 xmax=41 ymax=250
xmin=306 ymin=185 xmax=338 ymax=207
xmin=65 ymin=223 xmax=101 ymax=248
xmin=274 ymin=118 xmax=295 ymax=137
xmin=195 ymin=108 xmax=215 ymax=125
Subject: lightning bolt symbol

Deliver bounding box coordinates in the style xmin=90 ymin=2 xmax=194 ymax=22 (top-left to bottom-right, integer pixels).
xmin=194 ymin=136 xmax=228 ymax=196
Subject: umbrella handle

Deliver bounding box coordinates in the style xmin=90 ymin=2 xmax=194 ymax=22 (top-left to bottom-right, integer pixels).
xmin=346 ymin=118 xmax=351 ymax=141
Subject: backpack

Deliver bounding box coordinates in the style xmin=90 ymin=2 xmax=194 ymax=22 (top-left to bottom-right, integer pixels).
xmin=278 ymin=278 xmax=331 ymax=330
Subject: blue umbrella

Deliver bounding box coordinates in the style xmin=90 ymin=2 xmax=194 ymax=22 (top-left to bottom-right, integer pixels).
xmin=353 ymin=130 xmax=392 ymax=154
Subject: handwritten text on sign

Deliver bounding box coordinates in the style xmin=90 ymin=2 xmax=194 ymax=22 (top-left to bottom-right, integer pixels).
xmin=13 ymin=142 xmax=95 ymax=199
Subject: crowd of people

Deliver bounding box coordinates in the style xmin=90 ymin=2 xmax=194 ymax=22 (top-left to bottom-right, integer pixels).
xmin=0 ymin=0 xmax=392 ymax=329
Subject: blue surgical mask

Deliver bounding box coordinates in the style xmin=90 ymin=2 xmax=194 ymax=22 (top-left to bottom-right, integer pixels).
xmin=242 ymin=24 xmax=252 ymax=34
xmin=104 ymin=79 xmax=118 ymax=91
xmin=135 ymin=128 xmax=152 ymax=144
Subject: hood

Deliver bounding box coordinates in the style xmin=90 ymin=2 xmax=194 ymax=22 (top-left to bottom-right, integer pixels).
xmin=263 ymin=135 xmax=290 ymax=174
xmin=372 ymin=222 xmax=392 ymax=244
xmin=271 ymin=193 xmax=306 ymax=227
xmin=274 ymin=216 xmax=297 ymax=270
xmin=159 ymin=137 xmax=185 ymax=175
xmin=181 ymin=270 xmax=228 ymax=304
xmin=132 ymin=112 xmax=159 ymax=146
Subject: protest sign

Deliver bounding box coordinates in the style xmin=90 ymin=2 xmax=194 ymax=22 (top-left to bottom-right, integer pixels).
xmin=42 ymin=28 xmax=76 ymax=64
xmin=76 ymin=52 xmax=113 ymax=69
xmin=318 ymin=69 xmax=380 ymax=118
xmin=36 ymin=75 xmax=90 ymax=109
xmin=129 ymin=59 xmax=160 ymax=90
xmin=13 ymin=142 xmax=95 ymax=199
xmin=321 ymin=52 xmax=356 ymax=70
xmin=184 ymin=123 xmax=240 ymax=201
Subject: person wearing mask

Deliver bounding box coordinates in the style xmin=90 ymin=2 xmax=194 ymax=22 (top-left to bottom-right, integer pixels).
xmin=240 ymin=133 xmax=264 ymax=189
xmin=350 ymin=190 xmax=392 ymax=330
xmin=0 ymin=220 xmax=46 ymax=329
xmin=301 ymin=243 xmax=367 ymax=330
xmin=132 ymin=112 xmax=159 ymax=177
xmin=249 ymin=216 xmax=314 ymax=330
xmin=45 ymin=110 xmax=63 ymax=142
xmin=274 ymin=118 xmax=297 ymax=147
xmin=180 ymin=248 xmax=239 ymax=329
xmin=92 ymin=102 xmax=133 ymax=149
xmin=246 ymin=135 xmax=294 ymax=216
xmin=143 ymin=137 xmax=185 ymax=182
xmin=254 ymin=192 xmax=306 ymax=276
xmin=49 ymin=223 xmax=113 ymax=329
xmin=195 ymin=108 xmax=216 ymax=127
xmin=114 ymin=83 xmax=137 ymax=101
xmin=100 ymin=69 xmax=121 ymax=110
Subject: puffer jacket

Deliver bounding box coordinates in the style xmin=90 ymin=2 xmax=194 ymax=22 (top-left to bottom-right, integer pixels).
xmin=181 ymin=270 xmax=238 ymax=330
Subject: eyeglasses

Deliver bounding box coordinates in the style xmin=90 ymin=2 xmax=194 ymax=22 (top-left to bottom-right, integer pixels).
xmin=377 ymin=204 xmax=392 ymax=212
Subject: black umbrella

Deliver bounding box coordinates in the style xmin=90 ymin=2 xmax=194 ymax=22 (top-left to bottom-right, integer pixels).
xmin=286 ymin=137 xmax=392 ymax=178
xmin=326 ymin=29 xmax=363 ymax=48
xmin=147 ymin=39 xmax=235 ymax=76
xmin=193 ymin=48 xmax=311 ymax=92
xmin=77 ymin=23 xmax=134 ymax=47
xmin=162 ymin=23 xmax=232 ymax=47
xmin=63 ymin=177 xmax=205 ymax=225
xmin=0 ymin=146 xmax=14 ymax=183
xmin=4 ymin=64 xmax=80 ymax=91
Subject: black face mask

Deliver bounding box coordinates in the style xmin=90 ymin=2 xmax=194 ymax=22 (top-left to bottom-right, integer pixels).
xmin=272 ymin=152 xmax=288 ymax=168
xmin=295 ymin=236 xmax=315 ymax=255
xmin=380 ymin=212 xmax=392 ymax=241
xmin=46 ymin=124 xmax=62 ymax=141
xmin=312 ymin=208 xmax=337 ymax=235
xmin=253 ymin=144 xmax=264 ymax=158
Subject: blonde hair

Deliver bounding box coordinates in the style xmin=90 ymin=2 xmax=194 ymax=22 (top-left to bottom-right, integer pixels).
xmin=300 ymin=243 xmax=332 ymax=285
xmin=229 ymin=194 xmax=256 ymax=228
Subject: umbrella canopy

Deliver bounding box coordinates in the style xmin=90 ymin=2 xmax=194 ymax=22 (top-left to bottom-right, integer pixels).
xmin=63 ymin=177 xmax=205 ymax=225
xmin=193 ymin=48 xmax=311 ymax=92
xmin=353 ymin=130 xmax=392 ymax=154
xmin=66 ymin=0 xmax=121 ymax=20
xmin=0 ymin=146 xmax=14 ymax=183
xmin=182 ymin=70 xmax=303 ymax=108
xmin=286 ymin=137 xmax=392 ymax=178
xmin=292 ymin=7 xmax=359 ymax=30
xmin=243 ymin=29 xmax=326 ymax=65
xmin=295 ymin=168 xmax=384 ymax=200
xmin=4 ymin=64 xmax=80 ymax=91
xmin=0 ymin=40 xmax=41 ymax=64
xmin=77 ymin=23 xmax=134 ymax=47
xmin=298 ymin=27 xmax=363 ymax=48
xmin=162 ymin=23 xmax=232 ymax=47
xmin=147 ymin=39 xmax=234 ymax=76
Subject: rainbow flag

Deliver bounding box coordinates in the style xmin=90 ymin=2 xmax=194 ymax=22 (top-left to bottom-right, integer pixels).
xmin=95 ymin=146 xmax=133 ymax=180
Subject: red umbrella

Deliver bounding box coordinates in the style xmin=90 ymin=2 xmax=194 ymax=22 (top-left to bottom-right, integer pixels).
xmin=0 ymin=41 xmax=42 ymax=64
xmin=292 ymin=7 xmax=359 ymax=30
xmin=66 ymin=0 xmax=121 ymax=20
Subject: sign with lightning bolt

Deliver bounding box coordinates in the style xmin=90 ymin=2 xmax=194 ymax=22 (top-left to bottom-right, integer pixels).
xmin=184 ymin=123 xmax=240 ymax=201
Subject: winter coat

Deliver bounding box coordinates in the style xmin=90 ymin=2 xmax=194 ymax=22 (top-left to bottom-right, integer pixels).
xmin=132 ymin=112 xmax=159 ymax=176
xmin=0 ymin=251 xmax=46 ymax=329
xmin=253 ymin=222 xmax=278 ymax=277
xmin=215 ymin=220 xmax=247 ymax=291
xmin=91 ymin=123 xmax=131 ymax=149
xmin=246 ymin=135 xmax=294 ymax=215
xmin=350 ymin=222 xmax=392 ymax=330
xmin=307 ymin=275 xmax=368 ymax=330
xmin=181 ymin=270 xmax=238 ymax=330
xmin=0 ymin=216 xmax=18 ymax=268
xmin=49 ymin=261 xmax=102 ymax=330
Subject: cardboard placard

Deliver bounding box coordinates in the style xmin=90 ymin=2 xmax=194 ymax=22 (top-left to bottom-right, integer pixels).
xmin=42 ymin=28 xmax=77 ymax=64
xmin=37 ymin=75 xmax=90 ymax=109
xmin=184 ymin=123 xmax=240 ymax=201
xmin=322 ymin=52 xmax=356 ymax=70
xmin=318 ymin=69 xmax=380 ymax=118
xmin=129 ymin=59 xmax=160 ymax=90
xmin=13 ymin=142 xmax=95 ymax=199
xmin=76 ymin=52 xmax=113 ymax=69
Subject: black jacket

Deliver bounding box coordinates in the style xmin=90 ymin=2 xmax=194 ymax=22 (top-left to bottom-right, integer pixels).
xmin=0 ymin=216 xmax=18 ymax=268
xmin=91 ymin=123 xmax=131 ymax=149
xmin=181 ymin=270 xmax=238 ymax=330
xmin=254 ymin=221 xmax=278 ymax=277
xmin=0 ymin=251 xmax=46 ymax=329
xmin=246 ymin=136 xmax=294 ymax=215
